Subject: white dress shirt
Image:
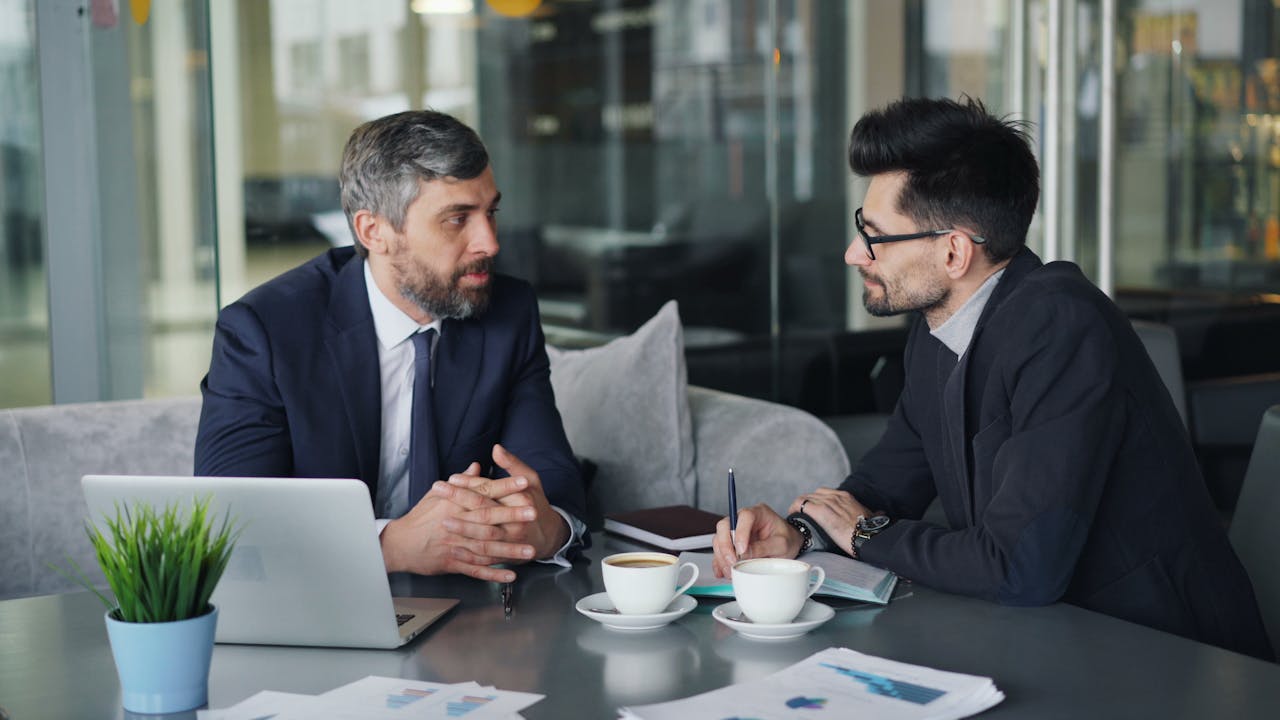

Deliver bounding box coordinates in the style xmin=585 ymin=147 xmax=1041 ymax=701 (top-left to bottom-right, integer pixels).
xmin=363 ymin=263 xmax=577 ymax=565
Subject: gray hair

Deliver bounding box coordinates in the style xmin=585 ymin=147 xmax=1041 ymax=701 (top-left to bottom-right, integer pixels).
xmin=339 ymin=110 xmax=490 ymax=257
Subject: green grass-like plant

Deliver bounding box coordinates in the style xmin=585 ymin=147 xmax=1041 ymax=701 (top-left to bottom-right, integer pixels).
xmin=57 ymin=496 xmax=240 ymax=623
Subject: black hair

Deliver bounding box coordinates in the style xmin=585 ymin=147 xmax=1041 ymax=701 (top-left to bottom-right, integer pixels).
xmin=848 ymin=96 xmax=1039 ymax=263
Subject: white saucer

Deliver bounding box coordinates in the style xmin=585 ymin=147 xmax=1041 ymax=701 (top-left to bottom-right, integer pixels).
xmin=575 ymin=592 xmax=697 ymax=631
xmin=711 ymin=600 xmax=834 ymax=640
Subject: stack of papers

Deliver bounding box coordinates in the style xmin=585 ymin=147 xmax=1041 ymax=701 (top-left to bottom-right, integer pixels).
xmin=198 ymin=676 xmax=542 ymax=719
xmin=681 ymin=551 xmax=898 ymax=605
xmin=620 ymin=647 xmax=1003 ymax=720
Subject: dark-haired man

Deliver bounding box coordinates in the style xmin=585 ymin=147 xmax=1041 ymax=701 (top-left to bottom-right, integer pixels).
xmin=196 ymin=110 xmax=585 ymax=583
xmin=713 ymin=97 xmax=1273 ymax=660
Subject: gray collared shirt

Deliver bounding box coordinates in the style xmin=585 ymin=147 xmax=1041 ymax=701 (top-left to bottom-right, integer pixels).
xmin=930 ymin=268 xmax=1006 ymax=358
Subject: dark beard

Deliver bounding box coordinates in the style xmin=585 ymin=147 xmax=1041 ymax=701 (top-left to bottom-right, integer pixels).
xmin=397 ymin=256 xmax=494 ymax=320
xmin=860 ymin=268 xmax=947 ymax=317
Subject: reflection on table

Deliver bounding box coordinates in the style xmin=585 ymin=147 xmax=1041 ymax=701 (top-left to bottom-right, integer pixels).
xmin=1 ymin=534 xmax=1277 ymax=719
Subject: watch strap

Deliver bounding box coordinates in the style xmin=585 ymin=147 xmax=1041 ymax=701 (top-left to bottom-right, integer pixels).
xmin=851 ymin=514 xmax=891 ymax=559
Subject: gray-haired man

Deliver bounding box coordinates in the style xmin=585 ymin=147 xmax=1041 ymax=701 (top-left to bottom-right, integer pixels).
xmin=195 ymin=110 xmax=586 ymax=582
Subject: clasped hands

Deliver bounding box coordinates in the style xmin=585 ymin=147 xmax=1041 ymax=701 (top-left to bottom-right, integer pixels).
xmin=711 ymin=487 xmax=875 ymax=579
xmin=380 ymin=443 xmax=569 ymax=583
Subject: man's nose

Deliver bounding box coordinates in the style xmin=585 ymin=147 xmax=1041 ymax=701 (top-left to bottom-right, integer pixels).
xmin=471 ymin=219 xmax=500 ymax=257
xmin=846 ymin=238 xmax=872 ymax=266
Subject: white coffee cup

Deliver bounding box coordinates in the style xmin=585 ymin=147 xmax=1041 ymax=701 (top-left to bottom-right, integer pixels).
xmin=601 ymin=552 xmax=700 ymax=615
xmin=731 ymin=558 xmax=825 ymax=624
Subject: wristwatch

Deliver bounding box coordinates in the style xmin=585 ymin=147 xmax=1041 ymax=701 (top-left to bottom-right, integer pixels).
xmin=785 ymin=512 xmax=833 ymax=553
xmin=851 ymin=514 xmax=892 ymax=558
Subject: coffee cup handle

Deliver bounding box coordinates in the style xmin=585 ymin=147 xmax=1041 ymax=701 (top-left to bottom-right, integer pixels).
xmin=805 ymin=566 xmax=826 ymax=597
xmin=670 ymin=562 xmax=700 ymax=602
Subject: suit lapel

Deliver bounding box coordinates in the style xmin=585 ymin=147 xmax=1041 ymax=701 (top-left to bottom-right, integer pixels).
xmin=323 ymin=254 xmax=382 ymax=489
xmin=434 ymin=317 xmax=484 ymax=461
xmin=948 ymin=247 xmax=1044 ymax=524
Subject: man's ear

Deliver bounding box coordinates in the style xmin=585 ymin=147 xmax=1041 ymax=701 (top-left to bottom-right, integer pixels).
xmin=942 ymin=230 xmax=978 ymax=280
xmin=352 ymin=209 xmax=387 ymax=256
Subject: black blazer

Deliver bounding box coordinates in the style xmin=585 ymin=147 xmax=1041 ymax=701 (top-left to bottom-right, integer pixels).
xmin=843 ymin=248 xmax=1273 ymax=660
xmin=194 ymin=247 xmax=585 ymax=525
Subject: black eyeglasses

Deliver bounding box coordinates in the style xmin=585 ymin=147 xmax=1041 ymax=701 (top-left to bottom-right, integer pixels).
xmin=854 ymin=207 xmax=987 ymax=261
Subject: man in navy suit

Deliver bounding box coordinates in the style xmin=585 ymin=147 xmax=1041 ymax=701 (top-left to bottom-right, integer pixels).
xmin=196 ymin=111 xmax=584 ymax=583
xmin=712 ymin=97 xmax=1273 ymax=660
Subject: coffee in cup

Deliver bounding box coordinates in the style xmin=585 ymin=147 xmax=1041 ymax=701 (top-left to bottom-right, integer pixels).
xmin=601 ymin=552 xmax=699 ymax=615
xmin=731 ymin=558 xmax=825 ymax=624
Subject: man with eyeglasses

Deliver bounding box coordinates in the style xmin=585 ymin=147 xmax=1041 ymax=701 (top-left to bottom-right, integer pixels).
xmin=713 ymin=96 xmax=1273 ymax=660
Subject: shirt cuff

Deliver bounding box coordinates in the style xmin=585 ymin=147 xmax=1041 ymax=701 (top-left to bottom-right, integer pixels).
xmin=537 ymin=505 xmax=586 ymax=568
xmin=375 ymin=518 xmax=391 ymax=536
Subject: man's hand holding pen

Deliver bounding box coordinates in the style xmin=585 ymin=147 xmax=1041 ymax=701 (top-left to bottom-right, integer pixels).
xmin=711 ymin=504 xmax=806 ymax=578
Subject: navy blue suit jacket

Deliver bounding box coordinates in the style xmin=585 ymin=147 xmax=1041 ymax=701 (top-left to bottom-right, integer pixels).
xmin=843 ymin=247 xmax=1273 ymax=660
xmin=194 ymin=247 xmax=585 ymax=525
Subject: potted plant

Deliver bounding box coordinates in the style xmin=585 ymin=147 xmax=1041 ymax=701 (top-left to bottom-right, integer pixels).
xmin=60 ymin=496 xmax=238 ymax=714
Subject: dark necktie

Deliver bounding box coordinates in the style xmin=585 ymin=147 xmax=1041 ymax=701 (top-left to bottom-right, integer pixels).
xmin=408 ymin=328 xmax=439 ymax=509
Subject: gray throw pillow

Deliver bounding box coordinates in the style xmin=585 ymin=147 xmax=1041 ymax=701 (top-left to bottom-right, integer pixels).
xmin=546 ymin=301 xmax=695 ymax=517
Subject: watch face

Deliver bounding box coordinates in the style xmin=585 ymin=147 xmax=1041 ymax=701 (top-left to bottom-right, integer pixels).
xmin=858 ymin=515 xmax=891 ymax=533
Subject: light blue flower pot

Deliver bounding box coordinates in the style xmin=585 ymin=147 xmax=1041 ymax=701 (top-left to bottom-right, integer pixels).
xmin=104 ymin=605 xmax=218 ymax=714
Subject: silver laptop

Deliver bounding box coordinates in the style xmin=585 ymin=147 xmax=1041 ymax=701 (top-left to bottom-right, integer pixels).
xmin=81 ymin=475 xmax=457 ymax=649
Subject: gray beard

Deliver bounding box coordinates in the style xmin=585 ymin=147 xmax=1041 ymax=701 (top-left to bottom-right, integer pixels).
xmin=395 ymin=258 xmax=493 ymax=320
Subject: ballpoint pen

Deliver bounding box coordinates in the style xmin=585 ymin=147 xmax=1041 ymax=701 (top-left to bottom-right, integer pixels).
xmin=502 ymin=580 xmax=514 ymax=617
xmin=728 ymin=468 xmax=738 ymax=532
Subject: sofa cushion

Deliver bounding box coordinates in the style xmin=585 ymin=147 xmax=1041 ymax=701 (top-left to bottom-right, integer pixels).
xmin=547 ymin=301 xmax=696 ymax=518
xmin=689 ymin=386 xmax=852 ymax=515
xmin=0 ymin=397 xmax=201 ymax=599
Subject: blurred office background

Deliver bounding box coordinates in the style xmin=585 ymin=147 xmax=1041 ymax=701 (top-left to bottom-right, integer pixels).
xmin=4 ymin=0 xmax=1280 ymax=509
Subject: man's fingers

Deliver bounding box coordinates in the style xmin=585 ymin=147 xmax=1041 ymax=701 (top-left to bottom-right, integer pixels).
xmin=713 ymin=516 xmax=737 ymax=574
xmin=430 ymin=481 xmax=514 ymax=511
xmin=492 ymin=443 xmax=541 ymax=488
xmin=447 ymin=474 xmax=529 ymax=500
xmin=442 ymin=517 xmax=503 ymax=541
xmin=445 ymin=555 xmax=517 ymax=583
xmin=463 ymin=461 xmax=483 ymax=477
xmin=451 ymin=540 xmax=535 ymax=564
xmin=447 ymin=475 xmax=490 ymax=490
xmin=733 ymin=508 xmax=757 ymax=556
xmin=458 ymin=504 xmax=537 ymax=526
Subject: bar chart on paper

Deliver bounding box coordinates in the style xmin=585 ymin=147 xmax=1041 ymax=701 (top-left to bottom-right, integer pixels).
xmin=386 ymin=687 xmax=437 ymax=709
xmin=446 ymin=694 xmax=496 ymax=717
xmin=818 ymin=662 xmax=947 ymax=705
xmin=620 ymin=647 xmax=1003 ymax=720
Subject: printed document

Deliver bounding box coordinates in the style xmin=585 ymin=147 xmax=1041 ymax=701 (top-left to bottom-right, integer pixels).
xmin=620 ymin=647 xmax=1003 ymax=720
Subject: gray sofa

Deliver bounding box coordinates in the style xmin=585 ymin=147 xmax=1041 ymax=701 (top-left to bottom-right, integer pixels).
xmin=0 ymin=387 xmax=849 ymax=600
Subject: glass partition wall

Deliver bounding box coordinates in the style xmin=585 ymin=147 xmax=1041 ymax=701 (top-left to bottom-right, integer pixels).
xmin=9 ymin=0 xmax=1280 ymax=421
xmin=213 ymin=0 xmax=860 ymax=410
xmin=0 ymin=0 xmax=48 ymax=407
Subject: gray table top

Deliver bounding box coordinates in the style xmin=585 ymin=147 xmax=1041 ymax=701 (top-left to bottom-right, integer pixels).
xmin=2 ymin=533 xmax=1278 ymax=719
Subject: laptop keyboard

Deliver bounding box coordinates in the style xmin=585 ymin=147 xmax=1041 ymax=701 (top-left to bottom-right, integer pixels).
xmin=396 ymin=613 xmax=416 ymax=627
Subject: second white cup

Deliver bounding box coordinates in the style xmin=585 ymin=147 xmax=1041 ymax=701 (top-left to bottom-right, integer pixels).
xmin=601 ymin=552 xmax=699 ymax=615
xmin=731 ymin=558 xmax=825 ymax=624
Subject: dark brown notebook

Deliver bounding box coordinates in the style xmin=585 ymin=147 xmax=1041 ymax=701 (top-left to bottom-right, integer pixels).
xmin=603 ymin=504 xmax=722 ymax=550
